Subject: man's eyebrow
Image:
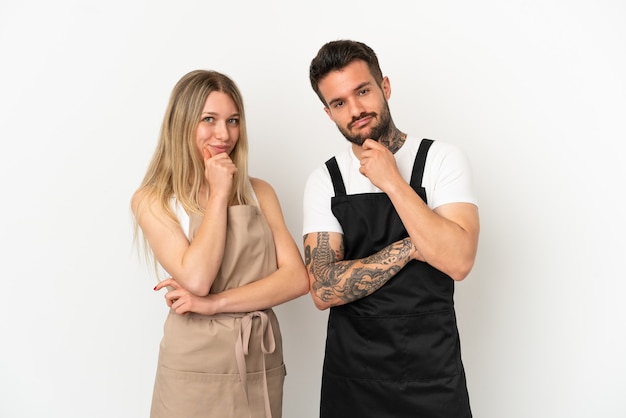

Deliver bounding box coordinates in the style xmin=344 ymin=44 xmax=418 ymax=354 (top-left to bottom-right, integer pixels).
xmin=327 ymin=81 xmax=372 ymax=107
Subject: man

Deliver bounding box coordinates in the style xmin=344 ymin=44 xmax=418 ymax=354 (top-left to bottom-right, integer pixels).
xmin=302 ymin=40 xmax=479 ymax=417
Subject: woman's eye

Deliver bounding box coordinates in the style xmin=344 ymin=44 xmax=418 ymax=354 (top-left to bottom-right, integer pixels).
xmin=228 ymin=118 xmax=240 ymax=125
xmin=202 ymin=116 xmax=214 ymax=123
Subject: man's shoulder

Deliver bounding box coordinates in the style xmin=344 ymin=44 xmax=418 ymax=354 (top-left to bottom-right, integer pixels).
xmin=403 ymin=137 xmax=468 ymax=164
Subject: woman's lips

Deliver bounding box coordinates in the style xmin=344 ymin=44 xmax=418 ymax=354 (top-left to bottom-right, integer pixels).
xmin=209 ymin=145 xmax=229 ymax=154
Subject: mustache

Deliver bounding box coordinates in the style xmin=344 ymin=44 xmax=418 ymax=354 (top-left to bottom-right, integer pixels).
xmin=348 ymin=112 xmax=377 ymax=129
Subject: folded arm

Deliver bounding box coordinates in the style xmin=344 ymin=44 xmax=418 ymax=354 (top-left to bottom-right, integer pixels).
xmin=386 ymin=183 xmax=479 ymax=281
xmin=358 ymin=139 xmax=480 ymax=281
xmin=303 ymin=231 xmax=416 ymax=310
xmin=156 ymin=178 xmax=309 ymax=315
xmin=131 ymin=187 xmax=227 ymax=296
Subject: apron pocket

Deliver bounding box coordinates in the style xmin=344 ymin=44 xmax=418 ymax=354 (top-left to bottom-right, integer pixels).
xmin=324 ymin=310 xmax=459 ymax=381
xmin=151 ymin=367 xmax=247 ymax=418
xmin=401 ymin=310 xmax=460 ymax=380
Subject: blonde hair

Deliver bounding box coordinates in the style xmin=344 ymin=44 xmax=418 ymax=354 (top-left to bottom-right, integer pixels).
xmin=132 ymin=70 xmax=255 ymax=266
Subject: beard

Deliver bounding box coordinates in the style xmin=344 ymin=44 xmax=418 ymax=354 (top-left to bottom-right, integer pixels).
xmin=337 ymin=100 xmax=392 ymax=146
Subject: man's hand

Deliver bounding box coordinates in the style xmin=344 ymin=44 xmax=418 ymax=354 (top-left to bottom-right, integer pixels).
xmin=358 ymin=139 xmax=403 ymax=192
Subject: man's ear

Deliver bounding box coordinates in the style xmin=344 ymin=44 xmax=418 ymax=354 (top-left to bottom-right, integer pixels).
xmin=381 ymin=76 xmax=391 ymax=100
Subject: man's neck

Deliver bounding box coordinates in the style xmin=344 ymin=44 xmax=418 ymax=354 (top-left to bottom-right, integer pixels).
xmin=351 ymin=128 xmax=407 ymax=158
xmin=379 ymin=128 xmax=407 ymax=154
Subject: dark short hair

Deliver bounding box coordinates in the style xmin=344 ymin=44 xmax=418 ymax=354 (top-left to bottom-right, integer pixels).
xmin=309 ymin=40 xmax=384 ymax=106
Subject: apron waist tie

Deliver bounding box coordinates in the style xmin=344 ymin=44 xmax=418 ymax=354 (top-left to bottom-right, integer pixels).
xmin=215 ymin=310 xmax=276 ymax=418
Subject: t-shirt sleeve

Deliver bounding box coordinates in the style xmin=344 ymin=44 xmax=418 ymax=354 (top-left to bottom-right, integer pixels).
xmin=302 ymin=164 xmax=344 ymax=236
xmin=425 ymin=141 xmax=479 ymax=209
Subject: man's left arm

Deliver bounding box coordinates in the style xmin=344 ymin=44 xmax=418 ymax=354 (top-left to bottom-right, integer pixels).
xmin=358 ymin=139 xmax=479 ymax=281
xmin=390 ymin=193 xmax=478 ymax=281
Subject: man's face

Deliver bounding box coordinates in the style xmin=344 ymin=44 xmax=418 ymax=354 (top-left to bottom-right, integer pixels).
xmin=318 ymin=60 xmax=392 ymax=145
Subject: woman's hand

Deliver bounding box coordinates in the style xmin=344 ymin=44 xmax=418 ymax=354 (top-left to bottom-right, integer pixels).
xmin=154 ymin=278 xmax=218 ymax=315
xmin=202 ymin=147 xmax=237 ymax=199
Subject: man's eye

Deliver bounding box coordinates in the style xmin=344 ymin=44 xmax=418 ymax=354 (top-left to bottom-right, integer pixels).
xmin=358 ymin=89 xmax=368 ymax=96
xmin=334 ymin=101 xmax=344 ymax=109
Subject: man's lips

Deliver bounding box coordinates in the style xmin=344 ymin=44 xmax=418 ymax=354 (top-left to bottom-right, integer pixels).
xmin=350 ymin=115 xmax=373 ymax=129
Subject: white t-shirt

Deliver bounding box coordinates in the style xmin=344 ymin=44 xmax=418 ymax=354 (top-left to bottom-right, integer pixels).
xmin=302 ymin=136 xmax=478 ymax=235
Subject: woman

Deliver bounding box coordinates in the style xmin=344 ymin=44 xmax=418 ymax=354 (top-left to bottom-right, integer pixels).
xmin=132 ymin=70 xmax=309 ymax=418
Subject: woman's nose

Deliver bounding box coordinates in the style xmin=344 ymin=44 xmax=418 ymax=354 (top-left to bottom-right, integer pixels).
xmin=214 ymin=121 xmax=229 ymax=140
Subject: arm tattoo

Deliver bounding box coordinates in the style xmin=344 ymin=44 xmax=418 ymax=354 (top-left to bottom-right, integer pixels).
xmin=306 ymin=233 xmax=413 ymax=304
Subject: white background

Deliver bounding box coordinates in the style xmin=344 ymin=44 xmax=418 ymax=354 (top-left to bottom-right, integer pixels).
xmin=1 ymin=0 xmax=625 ymax=417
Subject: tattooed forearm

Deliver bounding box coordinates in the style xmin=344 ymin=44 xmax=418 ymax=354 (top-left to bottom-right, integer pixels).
xmin=306 ymin=233 xmax=414 ymax=305
xmin=339 ymin=265 xmax=401 ymax=302
xmin=365 ymin=237 xmax=413 ymax=265
xmin=307 ymin=233 xmax=351 ymax=302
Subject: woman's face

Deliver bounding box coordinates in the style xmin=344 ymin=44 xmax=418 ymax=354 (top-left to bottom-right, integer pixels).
xmin=195 ymin=91 xmax=240 ymax=157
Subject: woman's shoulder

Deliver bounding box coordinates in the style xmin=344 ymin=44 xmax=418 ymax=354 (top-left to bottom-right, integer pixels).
xmin=250 ymin=177 xmax=275 ymax=196
xmin=131 ymin=186 xmax=179 ymax=222
xmin=131 ymin=186 xmax=154 ymax=215
xmin=249 ymin=177 xmax=281 ymax=215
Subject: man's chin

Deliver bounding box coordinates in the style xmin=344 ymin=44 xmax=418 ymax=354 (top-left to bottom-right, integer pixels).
xmin=347 ymin=130 xmax=375 ymax=145
xmin=345 ymin=136 xmax=366 ymax=146
xmin=338 ymin=126 xmax=378 ymax=145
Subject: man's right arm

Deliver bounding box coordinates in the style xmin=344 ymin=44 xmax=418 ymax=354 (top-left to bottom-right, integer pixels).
xmin=303 ymin=231 xmax=416 ymax=310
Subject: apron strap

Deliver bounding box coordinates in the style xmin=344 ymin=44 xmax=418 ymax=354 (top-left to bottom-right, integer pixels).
xmin=409 ymin=138 xmax=434 ymax=204
xmin=325 ymin=156 xmax=346 ymax=197
xmin=213 ymin=311 xmax=276 ymax=418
